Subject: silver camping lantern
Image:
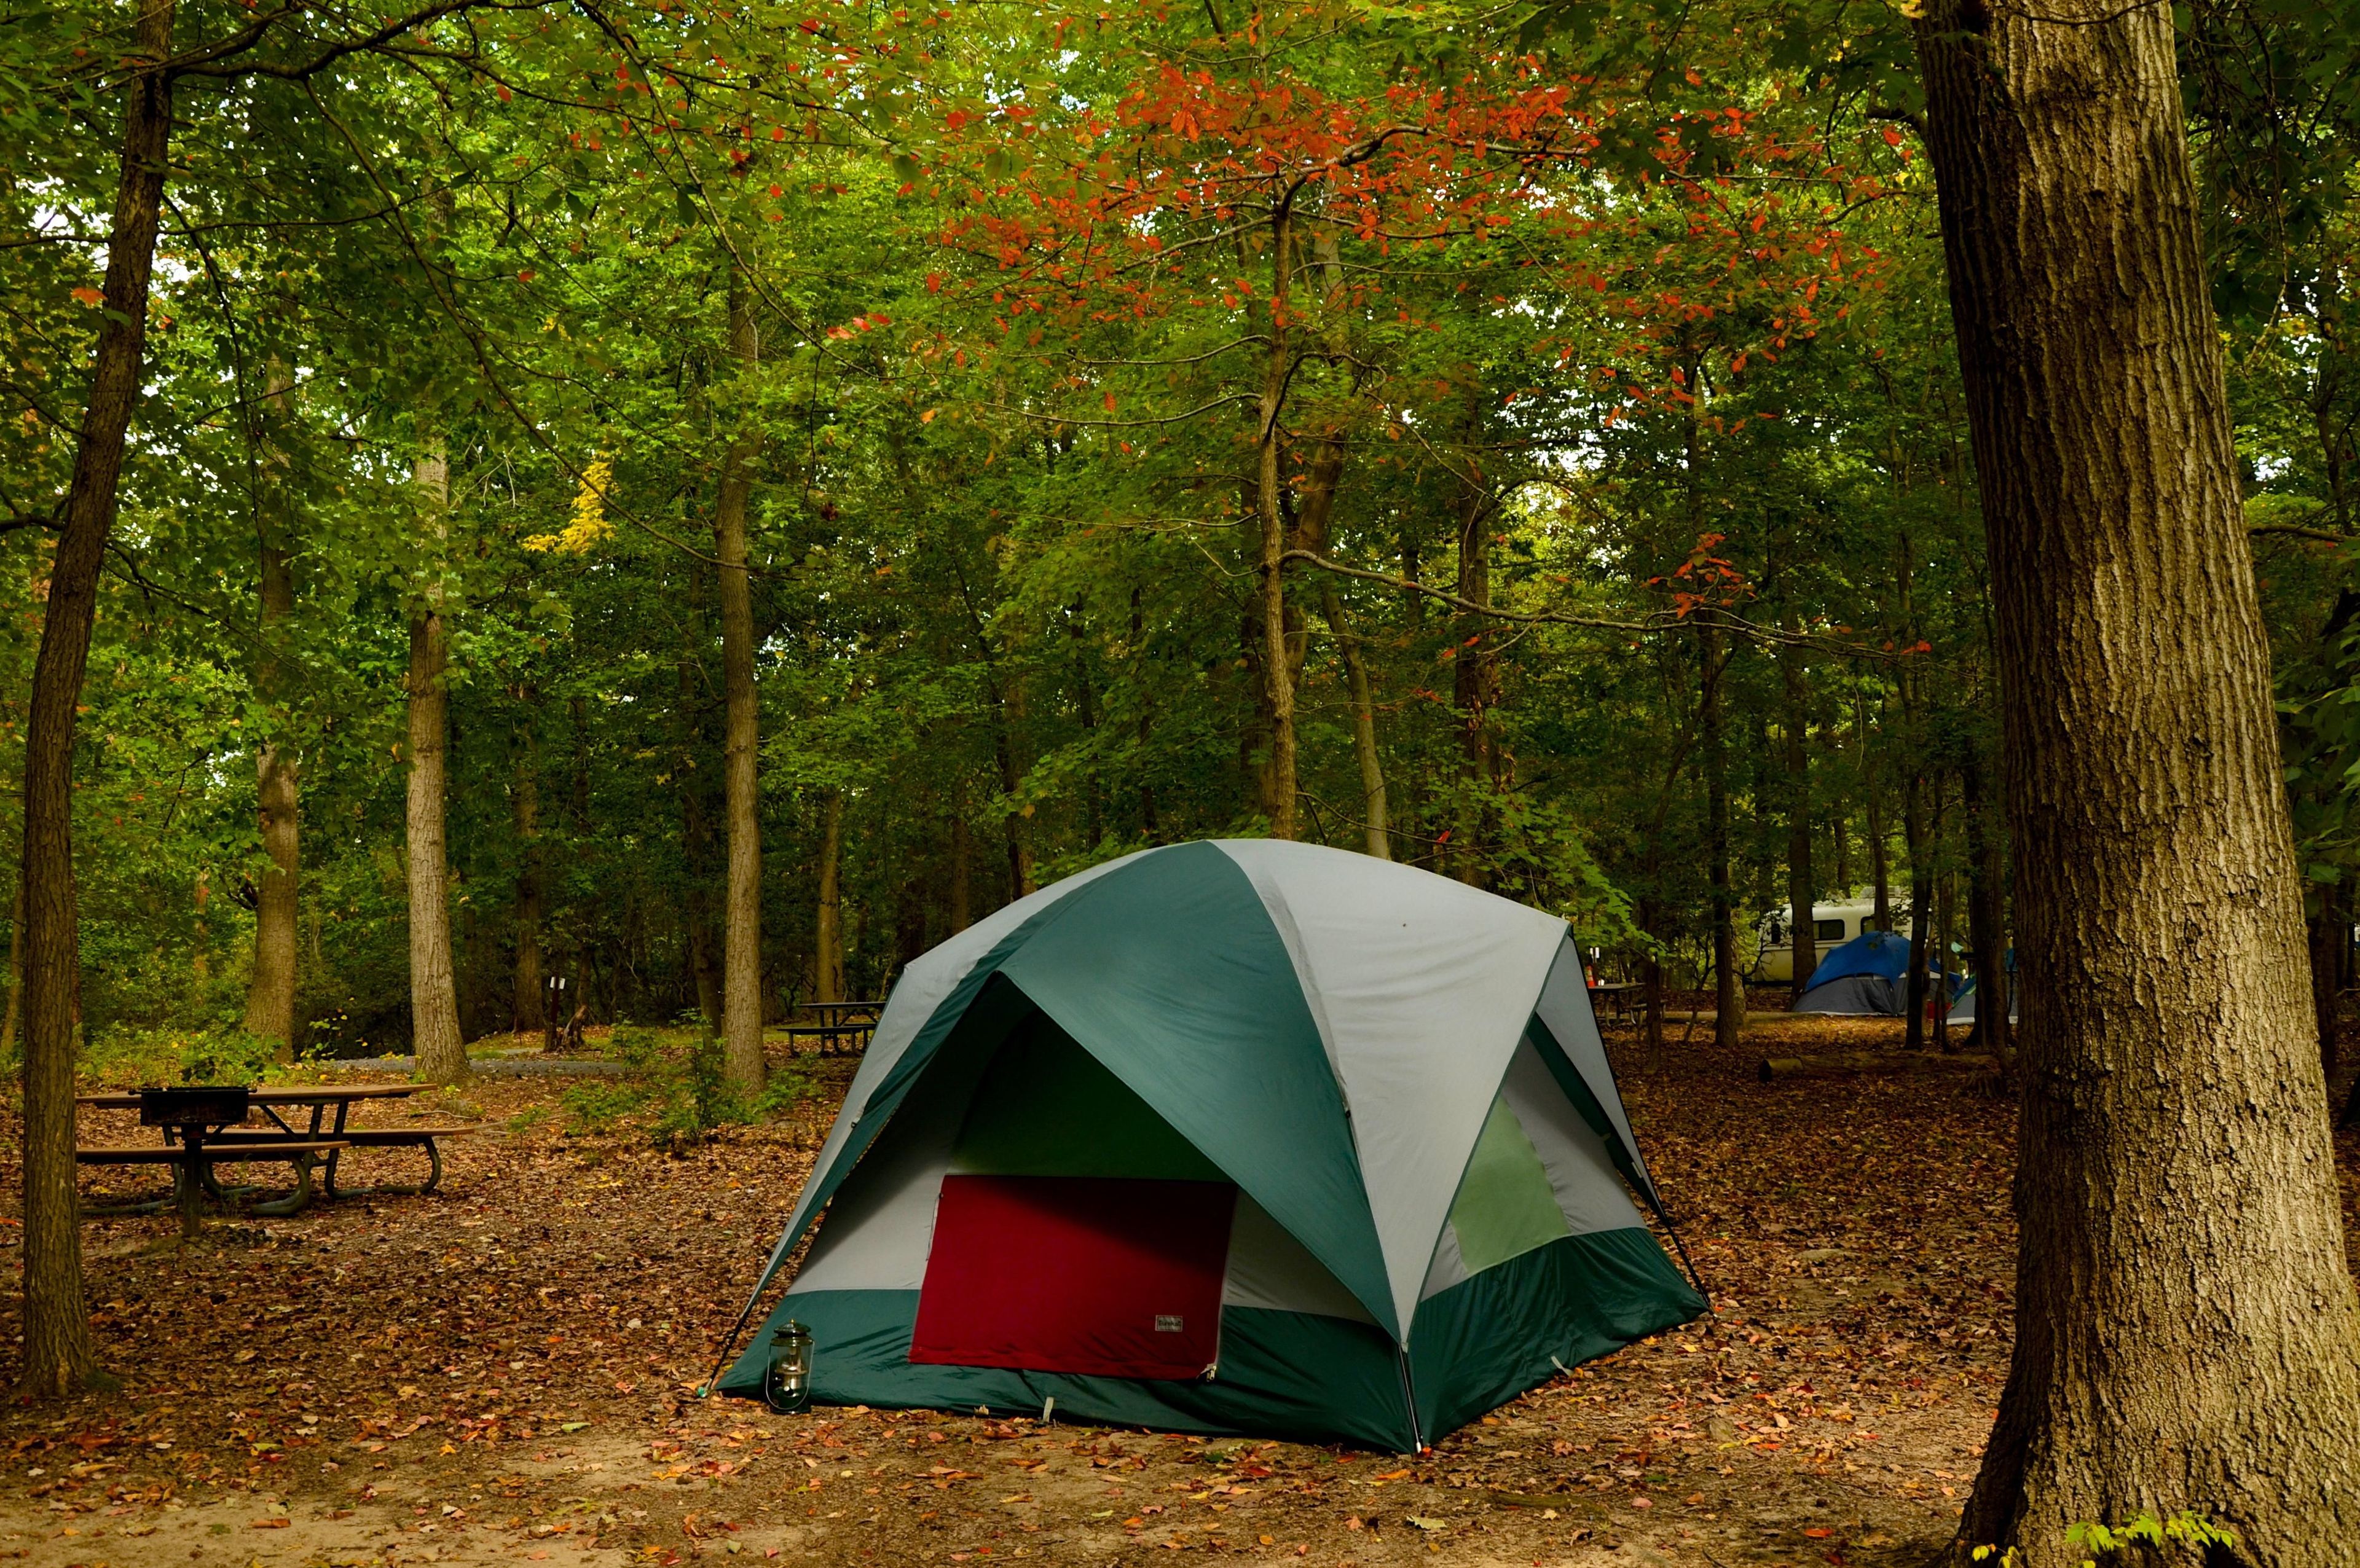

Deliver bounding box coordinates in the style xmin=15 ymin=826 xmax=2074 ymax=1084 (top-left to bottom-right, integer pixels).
xmin=765 ymin=1321 xmax=814 ymax=1413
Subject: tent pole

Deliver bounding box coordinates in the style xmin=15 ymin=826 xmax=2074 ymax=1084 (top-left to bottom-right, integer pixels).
xmin=698 ymin=1282 xmax=774 ymax=1400
xmin=1651 ymin=1202 xmax=1710 ymax=1306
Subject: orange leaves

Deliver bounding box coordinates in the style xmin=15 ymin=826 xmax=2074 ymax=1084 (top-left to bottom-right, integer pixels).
xmin=69 ymin=286 xmax=104 ymax=308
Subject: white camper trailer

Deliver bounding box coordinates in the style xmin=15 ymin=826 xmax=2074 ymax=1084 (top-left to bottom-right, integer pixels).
xmin=1753 ymin=897 xmax=1897 ymax=984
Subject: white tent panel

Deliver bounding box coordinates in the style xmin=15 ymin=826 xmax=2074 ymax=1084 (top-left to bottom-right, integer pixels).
xmin=1530 ymin=938 xmax=1656 ymax=1198
xmin=1217 ymin=839 xmax=1567 ymax=1339
xmin=1222 ymin=1194 xmax=1377 ymax=1323
xmin=1499 ymin=1036 xmax=1645 ymax=1239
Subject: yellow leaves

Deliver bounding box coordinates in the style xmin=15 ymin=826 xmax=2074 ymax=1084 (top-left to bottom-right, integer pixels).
xmin=524 ymin=457 xmax=616 ymax=555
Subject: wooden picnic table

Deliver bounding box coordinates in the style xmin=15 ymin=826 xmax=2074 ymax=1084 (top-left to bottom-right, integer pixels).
xmin=803 ymin=999 xmax=884 ymax=1021
xmin=783 ymin=1000 xmax=886 ymax=1056
xmin=77 ymin=1084 xmax=483 ymax=1228
xmin=1587 ymin=981 xmax=1642 ymax=1021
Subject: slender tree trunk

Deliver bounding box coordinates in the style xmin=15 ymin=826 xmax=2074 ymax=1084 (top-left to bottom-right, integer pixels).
xmin=715 ymin=267 xmax=765 ymax=1093
xmin=1069 ymin=615 xmax=1104 ymax=849
xmin=1916 ymin=0 xmax=2360 ymax=1553
xmin=1902 ymin=766 xmax=1930 ymax=1051
xmin=1131 ymin=586 xmax=1160 ymax=841
xmin=1865 ymin=696 xmax=1892 ymax=932
xmin=675 ymin=639 xmax=722 ymax=1031
xmin=511 ymin=704 xmax=544 ymax=1036
xmin=1254 ymin=202 xmax=1299 ymax=841
xmin=18 ymin=0 xmax=175 ymax=1392
xmin=406 ymin=452 xmax=466 ymax=1087
xmin=242 ymin=369 xmax=299 ymax=1056
xmin=947 ymin=791 xmax=972 ymax=934
xmin=1699 ymin=621 xmax=1740 ymax=1048
xmin=1 ymin=883 xmax=23 ymax=1055
xmin=990 ymin=677 xmax=1035 ymax=898
xmin=1452 ymin=457 xmax=1500 ymax=885
xmin=2310 ymin=895 xmax=2341 ymax=1084
xmin=1321 ymin=580 xmax=1389 ymax=858
xmin=1780 ymin=633 xmax=1817 ymax=994
xmin=1963 ymin=748 xmax=2012 ymax=1070
xmin=814 ymin=791 xmax=845 ymax=1005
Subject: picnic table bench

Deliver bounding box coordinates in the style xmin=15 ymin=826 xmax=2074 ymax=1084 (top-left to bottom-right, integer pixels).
xmin=76 ymin=1084 xmax=486 ymax=1233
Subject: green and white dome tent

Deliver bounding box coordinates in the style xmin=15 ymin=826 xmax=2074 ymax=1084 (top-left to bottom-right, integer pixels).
xmin=714 ymin=839 xmax=1704 ymax=1450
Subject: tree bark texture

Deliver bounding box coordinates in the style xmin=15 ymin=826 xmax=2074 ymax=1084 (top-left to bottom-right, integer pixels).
xmin=242 ymin=368 xmax=299 ymax=1056
xmin=815 ymin=791 xmax=846 ymax=1006
xmin=18 ymin=0 xmax=175 ymax=1396
xmin=716 ymin=267 xmax=766 ymax=1094
xmin=406 ymin=453 xmax=466 ymax=1087
xmin=1780 ymin=634 xmax=1817 ymax=994
xmin=1915 ymin=0 xmax=2360 ymax=1556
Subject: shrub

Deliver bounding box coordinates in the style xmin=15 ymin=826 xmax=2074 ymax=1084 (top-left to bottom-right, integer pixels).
xmin=81 ymin=1026 xmax=296 ymax=1090
xmin=556 ymin=1027 xmax=815 ymax=1147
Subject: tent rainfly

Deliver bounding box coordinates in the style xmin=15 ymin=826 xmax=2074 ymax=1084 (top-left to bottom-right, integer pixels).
xmin=1789 ymin=930 xmax=1939 ymax=1017
xmin=714 ymin=839 xmax=1704 ymax=1450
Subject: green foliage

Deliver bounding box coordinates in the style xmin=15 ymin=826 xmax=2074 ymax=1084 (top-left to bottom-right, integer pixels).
xmin=558 ymin=1027 xmax=813 ymax=1148
xmin=79 ymin=1027 xmax=294 ymax=1090
xmin=1971 ymin=1510 xmax=2239 ymax=1568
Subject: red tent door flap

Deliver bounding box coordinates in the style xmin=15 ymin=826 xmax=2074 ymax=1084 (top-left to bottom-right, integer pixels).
xmin=909 ymin=1175 xmax=1234 ymax=1381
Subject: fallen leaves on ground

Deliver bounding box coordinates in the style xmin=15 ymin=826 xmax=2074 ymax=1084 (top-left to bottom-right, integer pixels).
xmin=0 ymin=1017 xmax=2348 ymax=1566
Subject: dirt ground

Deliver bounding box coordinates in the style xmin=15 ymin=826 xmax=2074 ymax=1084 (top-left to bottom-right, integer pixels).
xmin=1 ymin=1015 xmax=2350 ymax=1568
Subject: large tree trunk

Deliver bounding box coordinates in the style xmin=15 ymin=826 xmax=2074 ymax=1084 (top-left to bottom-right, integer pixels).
xmin=1962 ymin=748 xmax=2012 ymax=1070
xmin=1321 ymin=580 xmax=1390 ymax=858
xmin=510 ymin=704 xmax=544 ymax=1036
xmin=1699 ymin=621 xmax=1740 ymax=1049
xmin=1779 ymin=633 xmax=1817 ymax=995
xmin=406 ymin=453 xmax=466 ymax=1087
xmin=1915 ymin=0 xmax=2360 ymax=1555
xmin=814 ymin=791 xmax=846 ymax=1005
xmin=18 ymin=0 xmax=175 ymax=1395
xmin=241 ymin=369 xmax=299 ymax=1056
xmin=715 ymin=267 xmax=766 ymax=1094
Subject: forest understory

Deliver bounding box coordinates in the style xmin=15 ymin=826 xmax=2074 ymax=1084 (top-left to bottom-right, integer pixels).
xmin=1 ymin=1013 xmax=2337 ymax=1568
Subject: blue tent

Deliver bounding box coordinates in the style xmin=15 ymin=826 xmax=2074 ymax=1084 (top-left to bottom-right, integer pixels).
xmin=1949 ymin=977 xmax=2016 ymax=1024
xmin=1790 ymin=931 xmax=1948 ymax=1016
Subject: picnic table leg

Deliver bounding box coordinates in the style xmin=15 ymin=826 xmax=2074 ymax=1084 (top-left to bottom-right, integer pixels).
xmin=324 ymin=1102 xmax=348 ymax=1199
xmin=250 ymin=1155 xmax=315 ymax=1218
xmin=175 ymin=1142 xmax=205 ymax=1242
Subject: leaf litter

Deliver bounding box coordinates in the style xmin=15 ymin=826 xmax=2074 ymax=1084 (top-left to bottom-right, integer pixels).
xmin=0 ymin=1017 xmax=2348 ymax=1566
